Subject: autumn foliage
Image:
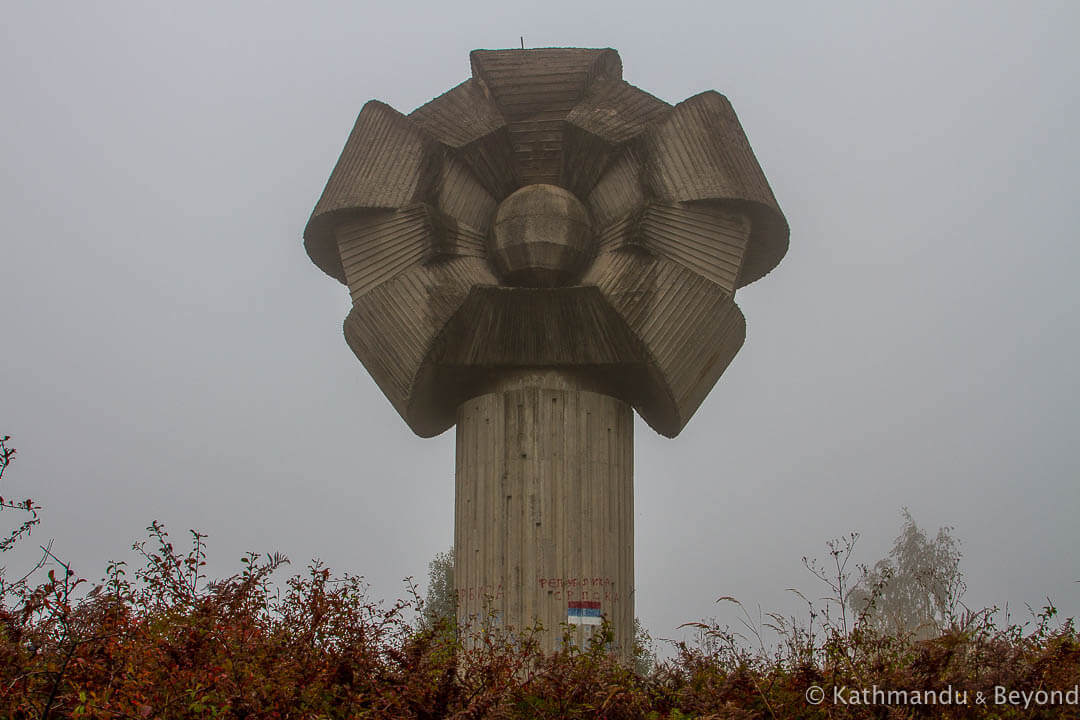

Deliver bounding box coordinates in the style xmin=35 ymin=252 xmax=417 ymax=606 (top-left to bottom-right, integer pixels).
xmin=1 ymin=436 xmax=1078 ymax=719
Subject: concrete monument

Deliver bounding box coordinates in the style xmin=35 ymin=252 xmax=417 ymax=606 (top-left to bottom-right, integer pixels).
xmin=304 ymin=48 xmax=788 ymax=658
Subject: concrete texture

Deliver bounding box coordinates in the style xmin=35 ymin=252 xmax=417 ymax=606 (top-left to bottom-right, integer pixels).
xmin=489 ymin=184 xmax=593 ymax=287
xmin=455 ymin=371 xmax=633 ymax=654
xmin=304 ymin=47 xmax=788 ymax=658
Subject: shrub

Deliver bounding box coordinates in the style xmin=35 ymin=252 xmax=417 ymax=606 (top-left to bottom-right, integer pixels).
xmin=1 ymin=436 xmax=1076 ymax=718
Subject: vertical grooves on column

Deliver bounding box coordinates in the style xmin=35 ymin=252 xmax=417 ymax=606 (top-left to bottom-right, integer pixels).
xmin=455 ymin=381 xmax=634 ymax=658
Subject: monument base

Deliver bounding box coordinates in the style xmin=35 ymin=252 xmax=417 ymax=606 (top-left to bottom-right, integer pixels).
xmin=454 ymin=370 xmax=634 ymax=659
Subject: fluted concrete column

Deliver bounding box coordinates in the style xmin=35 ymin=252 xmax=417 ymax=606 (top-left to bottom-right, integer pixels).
xmin=454 ymin=371 xmax=634 ymax=657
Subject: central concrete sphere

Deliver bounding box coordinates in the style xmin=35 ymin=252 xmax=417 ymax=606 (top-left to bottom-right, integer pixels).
xmin=489 ymin=184 xmax=593 ymax=287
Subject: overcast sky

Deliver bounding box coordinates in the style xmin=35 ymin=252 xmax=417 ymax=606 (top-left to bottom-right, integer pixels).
xmin=2 ymin=1 xmax=1077 ymax=647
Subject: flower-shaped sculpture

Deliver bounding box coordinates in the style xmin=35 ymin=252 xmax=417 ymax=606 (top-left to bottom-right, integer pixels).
xmin=305 ymin=48 xmax=788 ymax=438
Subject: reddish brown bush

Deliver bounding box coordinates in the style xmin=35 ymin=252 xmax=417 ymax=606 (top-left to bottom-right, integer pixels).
xmin=1 ymin=437 xmax=1077 ymax=719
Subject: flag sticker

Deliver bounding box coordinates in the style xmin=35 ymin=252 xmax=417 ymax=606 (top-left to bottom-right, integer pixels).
xmin=568 ymin=600 xmax=602 ymax=626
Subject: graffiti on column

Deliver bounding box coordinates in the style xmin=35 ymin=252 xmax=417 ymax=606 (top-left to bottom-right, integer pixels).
xmin=457 ymin=577 xmax=623 ymax=604
xmin=456 ymin=584 xmax=504 ymax=603
xmin=538 ymin=576 xmax=621 ymax=602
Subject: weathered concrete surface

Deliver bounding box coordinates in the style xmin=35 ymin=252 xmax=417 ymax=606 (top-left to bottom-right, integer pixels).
xmin=455 ymin=371 xmax=633 ymax=656
xmin=489 ymin=184 xmax=593 ymax=287
xmin=305 ymin=48 xmax=787 ymax=438
xmin=303 ymin=47 xmax=788 ymax=659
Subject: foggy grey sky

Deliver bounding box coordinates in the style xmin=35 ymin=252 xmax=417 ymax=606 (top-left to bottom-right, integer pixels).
xmin=1 ymin=1 xmax=1077 ymax=644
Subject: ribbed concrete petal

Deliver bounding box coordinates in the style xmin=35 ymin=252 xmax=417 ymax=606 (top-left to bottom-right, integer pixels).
xmin=470 ymin=48 xmax=622 ymax=118
xmin=409 ymin=79 xmax=506 ymax=148
xmin=560 ymin=123 xmax=619 ymax=201
xmin=335 ymin=202 xmax=491 ymax=304
xmin=343 ymin=257 xmax=496 ymax=436
xmin=451 ymin=129 xmax=520 ymax=201
xmin=587 ymin=148 xmax=647 ymax=235
xmin=305 ymin=101 xmax=440 ymax=283
xmin=560 ymin=80 xmax=670 ymax=198
xmin=584 ymin=250 xmax=746 ymax=436
xmin=644 ymin=91 xmax=789 ymax=286
xmin=431 ymin=216 xmax=489 ymax=261
xmin=336 ymin=207 xmax=435 ymax=302
xmin=470 ymin=48 xmax=622 ymax=186
xmin=435 ymin=286 xmax=642 ymax=367
xmin=566 ymin=79 xmax=671 ymax=145
xmin=637 ymin=202 xmax=752 ymax=293
xmin=403 ymin=285 xmax=665 ymax=437
xmin=410 ymin=79 xmax=519 ymax=200
xmin=435 ymin=154 xmax=497 ymax=235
